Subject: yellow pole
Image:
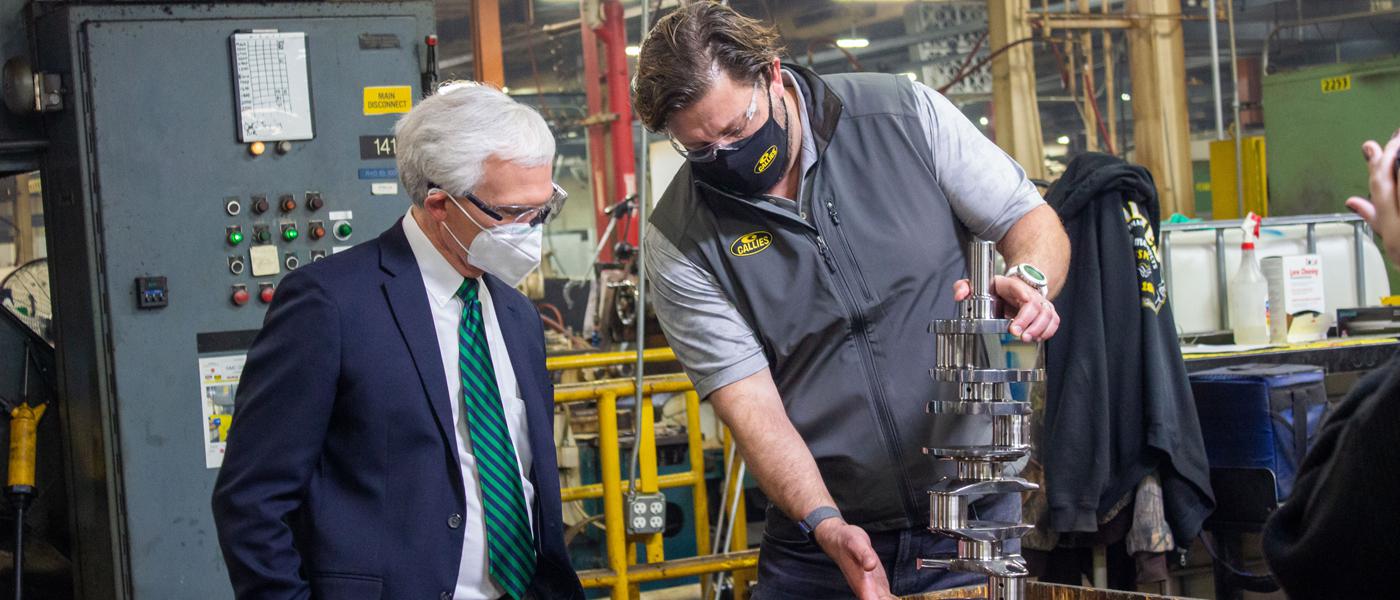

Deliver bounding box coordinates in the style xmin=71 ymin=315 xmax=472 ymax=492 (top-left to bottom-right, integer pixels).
xmin=685 ymin=391 xmax=711 ymax=559
xmin=575 ymin=549 xmax=760 ymax=587
xmin=1102 ymin=0 xmax=1117 ymax=152
xmin=721 ymin=427 xmax=752 ymax=599
xmin=626 ymin=542 xmax=640 ymax=600
xmin=560 ymin=471 xmax=697 ymax=503
xmin=686 ymin=388 xmax=716 ymax=598
xmin=987 ymin=0 xmax=1046 ymax=180
xmin=1079 ymin=0 xmax=1099 ymax=151
xmin=598 ymin=392 xmax=630 ymax=599
xmin=1127 ymin=0 xmax=1193 ymax=216
xmin=546 ymin=347 xmax=677 ymax=371
xmin=637 ymin=394 xmax=665 ymax=564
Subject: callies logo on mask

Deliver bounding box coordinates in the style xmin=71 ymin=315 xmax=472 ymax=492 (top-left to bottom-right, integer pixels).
xmin=753 ymin=145 xmax=779 ymax=174
xmin=729 ymin=231 xmax=773 ymax=257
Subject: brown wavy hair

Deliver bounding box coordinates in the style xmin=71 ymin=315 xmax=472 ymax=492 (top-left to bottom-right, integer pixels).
xmin=632 ymin=1 xmax=784 ymax=133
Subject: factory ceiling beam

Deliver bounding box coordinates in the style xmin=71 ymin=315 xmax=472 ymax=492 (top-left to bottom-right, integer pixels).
xmin=472 ymin=0 xmax=505 ymax=87
xmin=805 ymin=21 xmax=988 ymax=68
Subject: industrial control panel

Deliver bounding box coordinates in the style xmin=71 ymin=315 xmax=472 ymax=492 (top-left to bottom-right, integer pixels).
xmin=31 ymin=3 xmax=434 ymax=598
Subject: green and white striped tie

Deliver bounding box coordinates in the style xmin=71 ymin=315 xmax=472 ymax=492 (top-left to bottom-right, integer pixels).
xmin=456 ymin=278 xmax=536 ymax=599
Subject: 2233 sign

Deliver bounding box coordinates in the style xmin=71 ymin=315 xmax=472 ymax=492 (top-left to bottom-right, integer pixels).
xmin=359 ymin=135 xmax=398 ymax=160
xmin=1320 ymin=75 xmax=1351 ymax=94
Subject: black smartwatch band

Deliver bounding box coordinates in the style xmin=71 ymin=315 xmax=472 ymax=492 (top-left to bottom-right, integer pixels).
xmin=798 ymin=506 xmax=842 ymax=537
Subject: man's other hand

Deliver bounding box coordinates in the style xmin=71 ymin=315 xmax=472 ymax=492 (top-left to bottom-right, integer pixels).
xmin=953 ymin=275 xmax=1060 ymax=342
xmin=1346 ymin=129 xmax=1400 ymax=265
xmin=812 ymin=518 xmax=898 ymax=600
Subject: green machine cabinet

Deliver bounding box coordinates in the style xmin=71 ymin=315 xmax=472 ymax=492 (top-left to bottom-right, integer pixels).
xmin=1263 ymin=55 xmax=1400 ymax=291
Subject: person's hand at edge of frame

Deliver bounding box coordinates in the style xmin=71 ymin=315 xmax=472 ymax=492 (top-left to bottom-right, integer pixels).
xmin=1346 ymin=128 xmax=1400 ymax=266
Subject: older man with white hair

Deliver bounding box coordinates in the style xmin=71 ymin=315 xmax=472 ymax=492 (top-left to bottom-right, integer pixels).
xmin=213 ymin=82 xmax=583 ymax=600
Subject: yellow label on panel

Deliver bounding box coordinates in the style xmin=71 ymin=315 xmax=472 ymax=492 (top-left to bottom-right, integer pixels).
xmin=1320 ymin=75 xmax=1351 ymax=94
xmin=363 ymin=86 xmax=413 ymax=115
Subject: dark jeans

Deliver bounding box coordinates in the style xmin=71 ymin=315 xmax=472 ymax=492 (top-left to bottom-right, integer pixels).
xmin=751 ymin=494 xmax=1021 ymax=600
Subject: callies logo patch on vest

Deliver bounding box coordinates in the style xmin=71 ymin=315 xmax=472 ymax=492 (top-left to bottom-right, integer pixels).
xmin=753 ymin=145 xmax=779 ymax=174
xmin=729 ymin=231 xmax=773 ymax=257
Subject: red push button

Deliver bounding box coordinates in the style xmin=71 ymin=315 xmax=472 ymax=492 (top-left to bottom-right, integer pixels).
xmin=231 ymin=287 xmax=250 ymax=306
xmin=310 ymin=224 xmax=326 ymax=240
xmin=259 ymin=284 xmax=275 ymax=304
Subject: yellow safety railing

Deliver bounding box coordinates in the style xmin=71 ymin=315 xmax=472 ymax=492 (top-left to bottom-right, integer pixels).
xmin=546 ymin=347 xmax=677 ymax=371
xmin=549 ymin=352 xmax=755 ymax=599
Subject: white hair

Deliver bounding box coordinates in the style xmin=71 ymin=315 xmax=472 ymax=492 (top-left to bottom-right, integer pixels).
xmin=394 ymin=81 xmax=556 ymax=206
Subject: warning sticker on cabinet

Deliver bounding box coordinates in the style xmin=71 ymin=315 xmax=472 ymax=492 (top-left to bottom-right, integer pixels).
xmin=363 ymin=86 xmax=413 ymax=115
xmin=200 ymin=354 xmax=245 ymax=469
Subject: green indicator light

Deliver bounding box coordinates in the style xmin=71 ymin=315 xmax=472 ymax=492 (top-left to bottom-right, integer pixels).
xmin=228 ymin=231 xmax=244 ymax=246
xmin=336 ymin=223 xmax=353 ymax=238
xmin=283 ymin=227 xmax=299 ymax=242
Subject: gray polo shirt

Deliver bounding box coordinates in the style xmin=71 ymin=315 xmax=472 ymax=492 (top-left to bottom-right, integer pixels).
xmin=645 ymin=71 xmax=1044 ymax=398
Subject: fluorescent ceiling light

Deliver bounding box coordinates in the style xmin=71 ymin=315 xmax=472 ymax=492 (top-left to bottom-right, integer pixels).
xmin=835 ymin=38 xmax=870 ymax=49
xmin=625 ymin=45 xmax=641 ymax=57
xmin=1056 ymin=135 xmax=1070 ymax=145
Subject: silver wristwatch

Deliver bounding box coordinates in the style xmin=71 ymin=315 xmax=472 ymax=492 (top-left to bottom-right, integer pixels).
xmin=1005 ymin=263 xmax=1049 ymax=297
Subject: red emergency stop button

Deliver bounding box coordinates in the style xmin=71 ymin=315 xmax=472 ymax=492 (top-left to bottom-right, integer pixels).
xmin=231 ymin=287 xmax=250 ymax=306
xmin=259 ymin=284 xmax=275 ymax=304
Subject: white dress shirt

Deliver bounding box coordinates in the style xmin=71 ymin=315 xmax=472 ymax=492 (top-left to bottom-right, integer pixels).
xmin=402 ymin=209 xmax=536 ymax=599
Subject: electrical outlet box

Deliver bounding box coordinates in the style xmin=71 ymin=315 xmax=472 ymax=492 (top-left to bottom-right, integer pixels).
xmin=626 ymin=492 xmax=667 ymax=535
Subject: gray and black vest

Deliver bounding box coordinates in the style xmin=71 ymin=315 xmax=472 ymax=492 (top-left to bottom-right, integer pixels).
xmin=650 ymin=65 xmax=995 ymax=531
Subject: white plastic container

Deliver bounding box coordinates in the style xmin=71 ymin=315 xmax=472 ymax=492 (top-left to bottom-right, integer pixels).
xmin=1161 ymin=215 xmax=1391 ymax=336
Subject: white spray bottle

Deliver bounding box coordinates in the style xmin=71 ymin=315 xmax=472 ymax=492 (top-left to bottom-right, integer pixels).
xmin=1228 ymin=212 xmax=1270 ymax=345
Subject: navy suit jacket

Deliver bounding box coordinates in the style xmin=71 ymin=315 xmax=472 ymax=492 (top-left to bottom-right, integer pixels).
xmin=212 ymin=221 xmax=583 ymax=600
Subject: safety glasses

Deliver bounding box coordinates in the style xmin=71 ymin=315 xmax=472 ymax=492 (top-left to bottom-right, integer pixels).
xmin=667 ymin=82 xmax=762 ymax=163
xmin=434 ymin=182 xmax=568 ymax=227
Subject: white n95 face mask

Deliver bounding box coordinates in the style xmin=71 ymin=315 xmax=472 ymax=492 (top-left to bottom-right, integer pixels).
xmin=438 ymin=192 xmax=544 ymax=286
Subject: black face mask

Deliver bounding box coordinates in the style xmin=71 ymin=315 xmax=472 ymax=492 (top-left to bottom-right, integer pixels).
xmin=690 ymin=89 xmax=789 ymax=197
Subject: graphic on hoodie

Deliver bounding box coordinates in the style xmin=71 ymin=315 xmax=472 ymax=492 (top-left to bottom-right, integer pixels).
xmin=1123 ymin=200 xmax=1167 ymax=312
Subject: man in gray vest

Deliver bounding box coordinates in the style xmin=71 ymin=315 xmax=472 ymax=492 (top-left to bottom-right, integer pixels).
xmin=634 ymin=3 xmax=1070 ymax=599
